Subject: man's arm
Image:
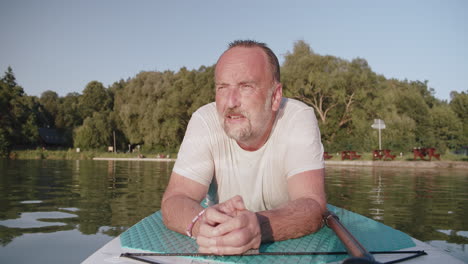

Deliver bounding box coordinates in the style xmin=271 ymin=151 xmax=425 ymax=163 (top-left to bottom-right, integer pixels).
xmin=161 ymin=172 xmax=209 ymax=236
xmin=196 ymin=168 xmax=326 ymax=254
xmin=257 ymin=168 xmax=326 ymax=242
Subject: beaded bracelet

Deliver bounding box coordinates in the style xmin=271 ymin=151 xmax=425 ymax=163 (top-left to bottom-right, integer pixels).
xmin=185 ymin=209 xmax=206 ymax=239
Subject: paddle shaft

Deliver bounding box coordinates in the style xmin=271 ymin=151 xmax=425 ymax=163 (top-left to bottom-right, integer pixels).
xmin=324 ymin=211 xmax=377 ymax=263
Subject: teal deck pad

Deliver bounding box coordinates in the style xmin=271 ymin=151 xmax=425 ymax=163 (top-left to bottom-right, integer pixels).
xmin=120 ymin=205 xmax=416 ymax=263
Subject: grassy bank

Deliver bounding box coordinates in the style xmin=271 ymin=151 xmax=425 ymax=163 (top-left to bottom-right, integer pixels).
xmin=326 ymin=151 xmax=468 ymax=162
xmin=7 ymin=149 xmax=467 ymax=162
xmin=8 ymin=149 xmax=177 ymax=160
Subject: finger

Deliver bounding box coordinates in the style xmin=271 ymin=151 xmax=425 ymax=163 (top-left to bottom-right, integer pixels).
xmin=230 ymin=195 xmax=246 ymax=211
xmin=212 ymin=227 xmax=255 ymax=248
xmin=196 ymin=235 xmax=215 ymax=248
xmin=198 ymin=222 xmax=218 ymax=238
xmin=212 ymin=214 xmax=246 ymax=237
xmin=197 ymin=229 xmax=249 ymax=249
xmin=217 ymin=196 xmax=246 ymax=216
xmin=204 ymin=207 xmax=232 ymax=225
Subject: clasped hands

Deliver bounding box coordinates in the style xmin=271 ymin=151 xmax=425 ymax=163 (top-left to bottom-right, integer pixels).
xmin=196 ymin=195 xmax=262 ymax=255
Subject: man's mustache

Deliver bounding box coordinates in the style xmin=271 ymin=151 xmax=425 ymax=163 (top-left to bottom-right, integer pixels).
xmin=224 ymin=108 xmax=249 ymax=119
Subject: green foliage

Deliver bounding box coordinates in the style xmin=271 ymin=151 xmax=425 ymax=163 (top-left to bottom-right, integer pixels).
xmin=0 ymin=67 xmax=39 ymax=156
xmin=79 ymin=81 xmax=112 ymax=119
xmin=114 ymin=66 xmax=214 ymax=152
xmin=74 ymin=112 xmax=113 ymax=150
xmin=1 ymin=66 xmax=18 ymax=89
xmin=283 ymin=41 xmax=379 ymax=151
xmin=282 ymin=41 xmax=464 ymax=153
xmin=430 ymin=104 xmax=463 ymax=152
xmin=39 ymin=90 xmax=60 ymax=127
xmin=381 ymin=112 xmax=417 ymax=152
xmin=450 ymin=91 xmax=468 ymax=147
xmin=0 ymin=128 xmax=10 ymax=158
xmin=1 ymin=41 xmax=467 ymax=156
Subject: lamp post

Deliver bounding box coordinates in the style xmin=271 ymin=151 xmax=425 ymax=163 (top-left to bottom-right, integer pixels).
xmin=371 ymin=119 xmax=386 ymax=150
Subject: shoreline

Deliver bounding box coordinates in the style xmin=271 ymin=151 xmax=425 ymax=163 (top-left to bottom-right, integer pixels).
xmin=91 ymin=157 xmax=468 ymax=170
xmin=325 ymin=160 xmax=468 ymax=169
xmin=93 ymin=157 xmax=176 ymax=162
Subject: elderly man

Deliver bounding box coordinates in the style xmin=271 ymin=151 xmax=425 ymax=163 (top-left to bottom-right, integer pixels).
xmin=161 ymin=40 xmax=326 ymax=255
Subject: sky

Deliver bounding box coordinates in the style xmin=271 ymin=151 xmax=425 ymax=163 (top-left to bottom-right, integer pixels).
xmin=1 ymin=0 xmax=467 ymax=101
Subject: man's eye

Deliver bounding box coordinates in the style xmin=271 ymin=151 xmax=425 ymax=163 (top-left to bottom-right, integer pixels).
xmin=241 ymin=85 xmax=254 ymax=93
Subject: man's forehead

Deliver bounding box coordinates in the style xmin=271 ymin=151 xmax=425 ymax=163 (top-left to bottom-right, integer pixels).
xmin=215 ymin=80 xmax=257 ymax=86
xmin=218 ymin=46 xmax=266 ymax=63
xmin=215 ymin=47 xmax=270 ymax=79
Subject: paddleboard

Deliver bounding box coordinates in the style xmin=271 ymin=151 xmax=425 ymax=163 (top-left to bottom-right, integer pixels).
xmin=82 ymin=205 xmax=465 ymax=264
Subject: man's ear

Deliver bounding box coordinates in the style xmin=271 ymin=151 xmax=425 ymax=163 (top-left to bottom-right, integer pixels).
xmin=271 ymin=83 xmax=283 ymax=111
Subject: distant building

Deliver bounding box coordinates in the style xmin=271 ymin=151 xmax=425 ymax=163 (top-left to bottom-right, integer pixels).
xmin=38 ymin=128 xmax=66 ymax=146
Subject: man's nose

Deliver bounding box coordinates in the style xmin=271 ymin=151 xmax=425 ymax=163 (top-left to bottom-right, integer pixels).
xmin=227 ymin=87 xmax=241 ymax=108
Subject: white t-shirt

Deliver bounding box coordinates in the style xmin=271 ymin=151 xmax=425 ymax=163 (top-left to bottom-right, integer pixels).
xmin=173 ymin=98 xmax=324 ymax=212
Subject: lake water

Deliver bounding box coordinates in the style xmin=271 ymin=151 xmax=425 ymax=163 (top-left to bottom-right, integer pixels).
xmin=0 ymin=159 xmax=467 ymax=263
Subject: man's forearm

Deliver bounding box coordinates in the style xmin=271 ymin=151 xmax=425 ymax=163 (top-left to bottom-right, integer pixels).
xmin=161 ymin=194 xmax=205 ymax=236
xmin=256 ymin=197 xmax=325 ymax=242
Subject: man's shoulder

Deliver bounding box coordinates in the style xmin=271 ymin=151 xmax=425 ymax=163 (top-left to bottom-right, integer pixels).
xmin=194 ymin=102 xmax=217 ymax=115
xmin=274 ymin=98 xmax=318 ymax=133
xmin=191 ymin=102 xmax=221 ymax=128
xmin=191 ymin=102 xmax=218 ymax=121
xmin=280 ymin=98 xmax=314 ymax=115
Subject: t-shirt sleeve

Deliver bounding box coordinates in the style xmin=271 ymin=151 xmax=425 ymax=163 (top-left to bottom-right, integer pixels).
xmin=284 ymin=108 xmax=324 ymax=178
xmin=172 ymin=112 xmax=214 ymax=186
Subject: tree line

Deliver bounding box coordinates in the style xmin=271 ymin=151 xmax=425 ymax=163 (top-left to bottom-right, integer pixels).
xmin=1 ymin=40 xmax=466 ymax=157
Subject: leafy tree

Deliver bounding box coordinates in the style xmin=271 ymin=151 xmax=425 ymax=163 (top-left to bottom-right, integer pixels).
xmin=112 ymin=65 xmax=215 ymax=152
xmin=450 ymin=90 xmax=468 ymax=120
xmin=0 ymin=82 xmax=13 ymax=152
xmin=0 ymin=127 xmax=9 ymax=157
xmin=52 ymin=92 xmax=83 ymax=146
xmin=393 ymin=81 xmax=435 ymax=147
xmin=79 ymin=81 xmax=112 ymax=119
xmin=39 ymin=90 xmax=60 ymax=127
xmin=114 ymin=71 xmax=174 ymax=147
xmin=0 ymin=81 xmax=12 ymax=156
xmin=0 ymin=67 xmax=39 ymax=155
xmin=430 ymin=104 xmax=463 ymax=152
xmin=57 ymin=92 xmax=83 ymax=129
xmin=282 ymin=40 xmax=378 ymax=150
xmin=374 ymin=79 xmax=420 ymax=152
xmin=383 ymin=112 xmax=417 ymax=152
xmin=74 ymin=112 xmax=112 ymax=150
xmin=0 ymin=41 xmax=463 ymax=155
xmin=19 ymin=96 xmax=40 ymax=144
xmin=1 ymin=66 xmax=18 ymax=90
xmin=449 ymin=91 xmax=468 ymax=147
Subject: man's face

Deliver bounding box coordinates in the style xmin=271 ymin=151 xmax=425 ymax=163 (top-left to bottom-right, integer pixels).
xmin=214 ymin=47 xmax=280 ymax=148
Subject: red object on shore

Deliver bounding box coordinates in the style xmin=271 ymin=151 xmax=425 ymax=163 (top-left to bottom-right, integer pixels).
xmin=383 ymin=149 xmax=396 ymax=160
xmin=373 ymin=150 xmax=383 ymax=160
xmin=324 ymin=152 xmax=333 ymax=160
xmin=413 ymin=147 xmax=441 ymax=161
xmin=341 ymin=151 xmax=361 ymax=160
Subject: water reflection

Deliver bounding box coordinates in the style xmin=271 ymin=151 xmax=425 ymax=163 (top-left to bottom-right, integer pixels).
xmin=0 ymin=211 xmax=77 ymax=228
xmin=325 ymin=165 xmax=468 ymax=262
xmin=368 ymin=173 xmax=384 ymax=220
xmin=0 ymin=160 xmax=467 ymax=263
xmin=0 ymin=159 xmax=172 ymax=262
